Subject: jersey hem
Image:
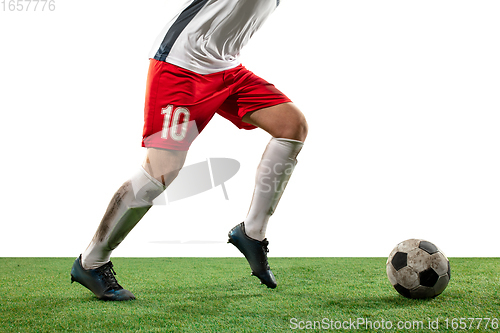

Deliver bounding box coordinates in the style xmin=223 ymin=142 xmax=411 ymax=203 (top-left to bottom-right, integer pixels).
xmin=161 ymin=57 xmax=242 ymax=75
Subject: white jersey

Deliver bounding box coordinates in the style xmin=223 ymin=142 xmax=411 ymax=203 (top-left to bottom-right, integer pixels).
xmin=149 ymin=0 xmax=279 ymax=74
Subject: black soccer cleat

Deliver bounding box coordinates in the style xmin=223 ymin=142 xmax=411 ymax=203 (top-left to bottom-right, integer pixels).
xmin=227 ymin=222 xmax=277 ymax=289
xmin=70 ymin=255 xmax=136 ymax=301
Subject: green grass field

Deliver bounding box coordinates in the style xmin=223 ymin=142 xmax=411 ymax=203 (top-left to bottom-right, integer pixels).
xmin=1 ymin=258 xmax=499 ymax=332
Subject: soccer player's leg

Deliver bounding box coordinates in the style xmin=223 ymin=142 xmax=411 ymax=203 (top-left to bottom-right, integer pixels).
xmin=240 ymin=102 xmax=307 ymax=239
xmin=228 ymin=102 xmax=307 ymax=288
xmin=219 ymin=65 xmax=308 ymax=287
xmin=71 ymin=149 xmax=186 ymax=301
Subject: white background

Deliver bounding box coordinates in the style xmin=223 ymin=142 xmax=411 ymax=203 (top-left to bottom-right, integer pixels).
xmin=0 ymin=0 xmax=499 ymax=258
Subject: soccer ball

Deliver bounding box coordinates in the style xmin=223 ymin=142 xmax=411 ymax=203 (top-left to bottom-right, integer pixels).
xmin=386 ymin=239 xmax=450 ymax=299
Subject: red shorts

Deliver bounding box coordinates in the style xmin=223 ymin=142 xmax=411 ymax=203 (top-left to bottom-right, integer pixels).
xmin=142 ymin=59 xmax=291 ymax=150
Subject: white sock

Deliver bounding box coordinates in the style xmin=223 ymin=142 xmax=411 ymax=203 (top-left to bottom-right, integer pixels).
xmin=81 ymin=167 xmax=165 ymax=269
xmin=244 ymin=138 xmax=304 ymax=241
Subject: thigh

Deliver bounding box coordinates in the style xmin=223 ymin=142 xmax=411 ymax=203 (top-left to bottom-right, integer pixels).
xmin=242 ymin=102 xmax=308 ymax=142
xmin=216 ymin=66 xmax=292 ymax=130
xmin=142 ymin=60 xmax=230 ymax=151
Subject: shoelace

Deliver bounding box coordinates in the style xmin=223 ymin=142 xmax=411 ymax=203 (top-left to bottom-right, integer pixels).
xmin=96 ymin=262 xmax=122 ymax=291
xmin=260 ymin=239 xmax=271 ymax=270
xmin=261 ymin=239 xmax=270 ymax=253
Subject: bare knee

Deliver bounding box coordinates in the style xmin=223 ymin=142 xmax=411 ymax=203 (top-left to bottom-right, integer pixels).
xmin=142 ymin=148 xmax=187 ymax=186
xmin=275 ymin=111 xmax=308 ymax=142
xmin=243 ymin=103 xmax=309 ymax=142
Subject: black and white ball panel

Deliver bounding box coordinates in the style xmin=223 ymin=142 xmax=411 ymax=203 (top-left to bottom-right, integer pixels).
xmin=386 ymin=239 xmax=450 ymax=299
